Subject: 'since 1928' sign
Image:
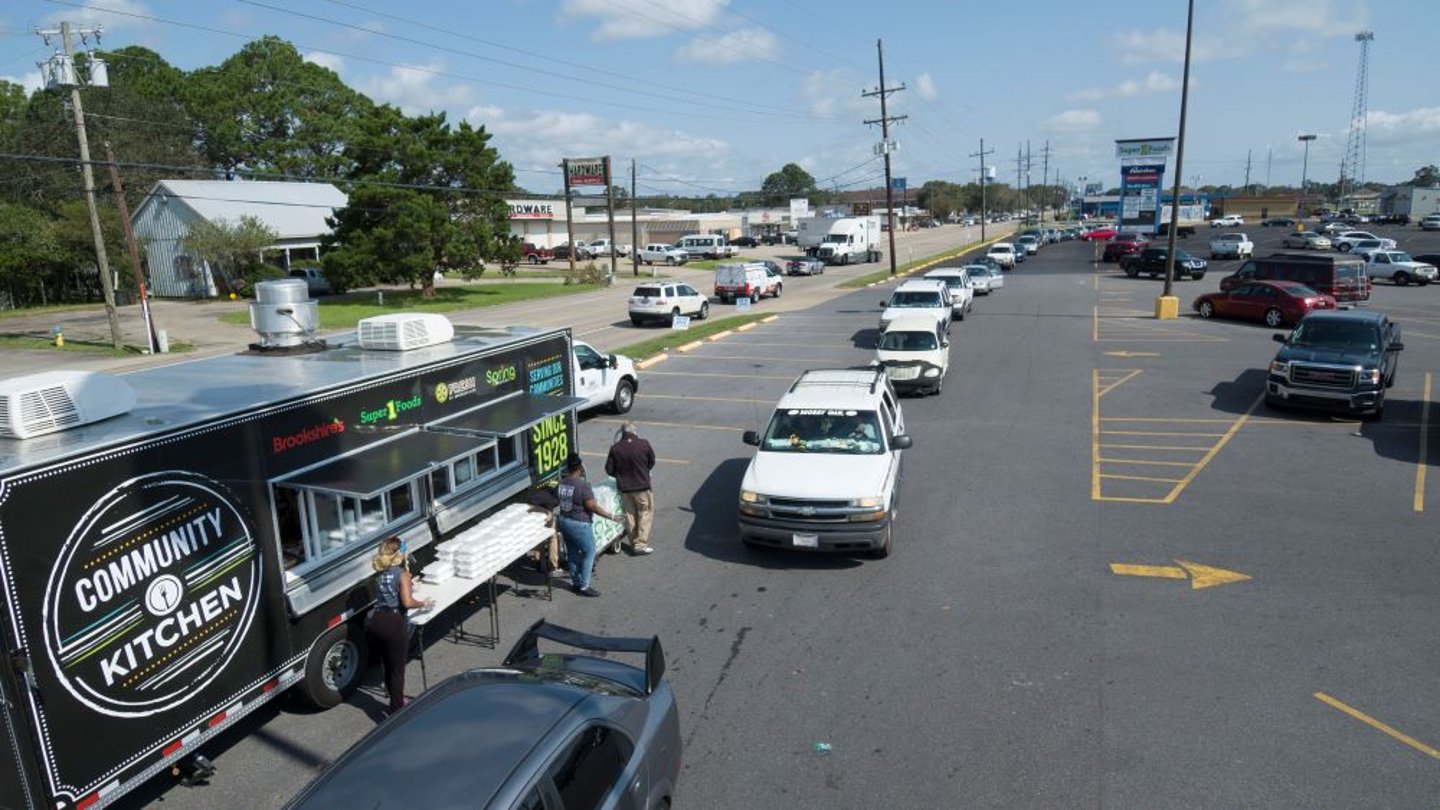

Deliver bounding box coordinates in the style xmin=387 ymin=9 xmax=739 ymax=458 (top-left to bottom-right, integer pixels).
xmin=565 ymin=157 xmax=608 ymax=187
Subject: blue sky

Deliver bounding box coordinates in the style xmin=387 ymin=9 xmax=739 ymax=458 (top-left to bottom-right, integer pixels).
xmin=3 ymin=0 xmax=1436 ymax=197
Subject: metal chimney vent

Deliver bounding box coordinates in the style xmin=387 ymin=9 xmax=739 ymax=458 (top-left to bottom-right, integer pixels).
xmin=249 ymin=279 xmax=320 ymax=348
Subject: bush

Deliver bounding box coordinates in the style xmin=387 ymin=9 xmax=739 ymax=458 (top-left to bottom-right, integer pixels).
xmin=563 ymin=262 xmax=609 ymax=286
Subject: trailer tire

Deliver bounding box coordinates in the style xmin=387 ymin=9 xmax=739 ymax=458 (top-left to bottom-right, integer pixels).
xmin=299 ymin=620 xmax=366 ymax=709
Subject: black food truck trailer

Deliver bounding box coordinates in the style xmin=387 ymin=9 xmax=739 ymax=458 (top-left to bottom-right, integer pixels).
xmin=0 ymin=316 xmax=584 ymax=809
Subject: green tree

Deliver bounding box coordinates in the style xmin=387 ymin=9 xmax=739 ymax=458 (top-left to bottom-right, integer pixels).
xmin=1412 ymin=165 xmax=1440 ymax=187
xmin=0 ymin=203 xmax=65 ymax=306
xmin=760 ymin=163 xmax=817 ymax=206
xmin=324 ymin=105 xmax=515 ymax=297
xmin=187 ymin=36 xmax=372 ymax=178
xmin=182 ymin=214 xmax=280 ymax=290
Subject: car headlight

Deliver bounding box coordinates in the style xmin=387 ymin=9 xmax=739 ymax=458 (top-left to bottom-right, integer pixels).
xmin=740 ymin=490 xmax=765 ymax=504
xmin=1269 ymin=360 xmax=1289 ymax=376
xmin=852 ymin=497 xmax=883 ymax=508
xmin=1359 ymin=369 xmax=1381 ymax=385
xmin=923 ymin=367 xmax=940 ymax=377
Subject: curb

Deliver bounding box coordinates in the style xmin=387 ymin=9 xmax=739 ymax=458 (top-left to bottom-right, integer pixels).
xmin=760 ymin=315 xmax=779 ymax=323
xmin=736 ymin=322 xmax=758 ymax=332
xmin=675 ymin=340 xmax=704 ymax=353
xmin=636 ymin=353 xmax=669 ymax=369
xmin=706 ymin=330 xmax=734 ymax=342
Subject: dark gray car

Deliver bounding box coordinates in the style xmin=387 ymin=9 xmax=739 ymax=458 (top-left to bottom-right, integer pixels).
xmin=286 ymin=621 xmax=680 ymax=810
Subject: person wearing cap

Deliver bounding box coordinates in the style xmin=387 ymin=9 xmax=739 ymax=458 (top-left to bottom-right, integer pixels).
xmin=556 ymin=453 xmax=618 ymax=597
xmin=605 ymin=421 xmax=657 ymax=555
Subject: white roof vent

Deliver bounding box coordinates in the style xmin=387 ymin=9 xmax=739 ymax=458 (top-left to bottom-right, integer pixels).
xmin=357 ymin=313 xmax=455 ymax=351
xmin=0 ymin=371 xmax=136 ymax=439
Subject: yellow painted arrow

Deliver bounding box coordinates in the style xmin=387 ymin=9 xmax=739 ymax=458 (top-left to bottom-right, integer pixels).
xmin=1104 ymin=350 xmax=1160 ymax=358
xmin=1109 ymin=559 xmax=1251 ymax=590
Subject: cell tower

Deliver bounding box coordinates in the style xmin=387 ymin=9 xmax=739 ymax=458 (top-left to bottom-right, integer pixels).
xmin=1339 ymin=30 xmax=1373 ymax=200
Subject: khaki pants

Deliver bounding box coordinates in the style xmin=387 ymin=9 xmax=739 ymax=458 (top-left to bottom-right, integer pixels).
xmin=620 ymin=489 xmax=654 ymax=549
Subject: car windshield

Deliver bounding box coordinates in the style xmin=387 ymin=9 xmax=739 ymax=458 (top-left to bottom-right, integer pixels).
xmin=762 ymin=409 xmax=886 ymax=454
xmin=1388 ymin=253 xmax=1414 ymax=262
xmin=879 ymin=330 xmax=938 ymax=351
xmin=889 ymin=291 xmax=943 ymax=307
xmin=1290 ymin=320 xmax=1381 ymax=350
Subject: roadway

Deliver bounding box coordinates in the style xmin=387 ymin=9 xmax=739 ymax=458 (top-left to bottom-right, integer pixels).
xmin=112 ymin=220 xmax=1440 ymax=808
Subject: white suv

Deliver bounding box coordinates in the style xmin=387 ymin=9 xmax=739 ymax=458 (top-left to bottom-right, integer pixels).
xmin=738 ymin=368 xmax=911 ymax=557
xmin=877 ymin=315 xmax=949 ymax=395
xmin=879 ymin=279 xmax=951 ymax=335
xmin=922 ymin=268 xmax=975 ymax=319
xmin=629 ymin=282 xmax=709 ymax=326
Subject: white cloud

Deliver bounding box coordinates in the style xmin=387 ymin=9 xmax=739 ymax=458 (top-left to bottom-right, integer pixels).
xmin=1361 ymin=107 xmax=1440 ymax=148
xmin=1 ymin=69 xmax=42 ymax=94
xmin=675 ymin=27 xmax=777 ymax=64
xmin=1068 ymin=71 xmax=1179 ymax=102
xmin=560 ymin=0 xmax=728 ymax=41
xmin=915 ymin=73 xmax=938 ymax=102
xmin=304 ymin=52 xmax=345 ymax=76
xmin=359 ymin=62 xmax=472 ymax=114
xmin=797 ymin=69 xmax=868 ymax=120
xmin=1044 ymin=109 xmax=1102 ymax=133
xmin=42 ymin=0 xmax=155 ymax=32
xmin=1112 ymin=0 xmax=1367 ymax=65
xmin=468 ymin=105 xmax=730 ymax=174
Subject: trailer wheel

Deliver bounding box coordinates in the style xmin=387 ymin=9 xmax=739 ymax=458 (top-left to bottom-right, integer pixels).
xmin=299 ymin=621 xmax=366 ymax=709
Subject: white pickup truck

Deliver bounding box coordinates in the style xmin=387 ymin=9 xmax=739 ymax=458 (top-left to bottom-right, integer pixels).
xmin=584 ymin=238 xmax=631 ymax=258
xmin=1208 ymin=232 xmax=1254 ymax=260
xmin=572 ymin=339 xmax=641 ymax=413
xmin=1362 ymin=250 xmax=1438 ymax=287
xmin=639 ymin=244 xmax=689 ymax=265
xmin=1210 ymin=214 xmax=1244 ymax=228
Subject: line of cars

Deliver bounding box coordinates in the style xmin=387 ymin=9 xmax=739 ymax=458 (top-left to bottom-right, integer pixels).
xmin=625 ymin=260 xmax=791 ymax=326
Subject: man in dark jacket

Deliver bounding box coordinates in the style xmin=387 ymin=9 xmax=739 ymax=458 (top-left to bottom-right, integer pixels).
xmin=605 ymin=421 xmax=657 ymax=555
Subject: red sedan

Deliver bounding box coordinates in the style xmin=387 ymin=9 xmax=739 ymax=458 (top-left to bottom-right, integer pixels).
xmin=1193 ymin=280 xmax=1335 ymax=328
xmin=1082 ymin=226 xmax=1117 ymax=241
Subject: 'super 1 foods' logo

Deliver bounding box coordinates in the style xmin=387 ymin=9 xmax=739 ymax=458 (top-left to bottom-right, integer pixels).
xmin=42 ymin=473 xmax=262 ymax=718
xmin=359 ymin=394 xmax=422 ymax=424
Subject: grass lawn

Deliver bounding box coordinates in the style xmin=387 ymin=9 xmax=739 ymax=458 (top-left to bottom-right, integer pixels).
xmin=0 ymin=334 xmax=194 ymax=355
xmin=0 ymin=302 xmax=107 ymax=321
xmin=613 ymin=313 xmax=770 ymax=361
xmin=218 ymin=282 xmax=595 ymax=329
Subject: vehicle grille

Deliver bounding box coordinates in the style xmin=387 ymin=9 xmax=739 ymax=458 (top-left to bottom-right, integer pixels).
xmin=1290 ymin=364 xmax=1355 ymax=389
xmin=766 ymin=497 xmax=853 ymax=522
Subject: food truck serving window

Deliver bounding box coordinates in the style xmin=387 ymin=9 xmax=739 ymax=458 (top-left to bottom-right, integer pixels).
xmin=273 ymin=429 xmax=504 ymax=573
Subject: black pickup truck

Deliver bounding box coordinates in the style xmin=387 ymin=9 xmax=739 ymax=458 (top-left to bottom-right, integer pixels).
xmin=1266 ymin=309 xmax=1403 ymax=420
xmin=1119 ymin=246 xmax=1208 ymax=280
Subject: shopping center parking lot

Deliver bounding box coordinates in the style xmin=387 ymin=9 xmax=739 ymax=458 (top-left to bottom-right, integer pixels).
xmin=126 ymin=225 xmax=1440 ymax=808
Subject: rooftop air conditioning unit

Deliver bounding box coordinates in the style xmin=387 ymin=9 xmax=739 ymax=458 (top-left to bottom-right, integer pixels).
xmin=0 ymin=370 xmax=136 ymax=439
xmin=357 ymin=313 xmax=455 ymax=351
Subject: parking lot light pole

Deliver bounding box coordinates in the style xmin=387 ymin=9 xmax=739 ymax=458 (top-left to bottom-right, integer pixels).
xmin=1297 ymin=134 xmax=1316 ymax=219
xmin=1157 ymin=0 xmax=1194 ymax=318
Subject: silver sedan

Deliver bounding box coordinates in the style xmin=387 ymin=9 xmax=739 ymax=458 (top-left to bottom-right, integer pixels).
xmin=963 ymin=263 xmax=1003 ymax=292
xmin=1282 ymin=231 xmax=1331 ymax=250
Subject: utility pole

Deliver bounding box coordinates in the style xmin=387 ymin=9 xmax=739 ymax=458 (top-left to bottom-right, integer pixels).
xmin=970 ymin=138 xmax=994 ymax=241
xmin=1244 ymin=149 xmax=1253 ymax=195
xmin=1266 ymin=146 xmax=1273 ymax=189
xmin=604 ymin=156 xmax=617 ymax=284
xmin=1040 ymin=140 xmax=1051 ymax=224
xmin=1025 ymin=140 xmax=1033 ymax=219
xmin=561 ymin=158 xmax=576 ymax=274
xmin=862 ymin=38 xmax=905 ymax=276
xmin=37 ymin=21 xmax=123 ymax=348
xmin=103 ymin=142 xmax=157 ymax=353
xmin=630 ymin=158 xmax=640 ymax=276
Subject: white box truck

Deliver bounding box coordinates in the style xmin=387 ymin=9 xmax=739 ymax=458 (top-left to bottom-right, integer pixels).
xmin=796 ymin=216 xmax=830 ymax=256
xmin=816 ymin=216 xmax=883 ymax=265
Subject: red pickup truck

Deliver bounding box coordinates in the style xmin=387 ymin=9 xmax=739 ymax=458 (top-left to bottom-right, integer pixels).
xmin=523 ymin=242 xmax=553 ymax=264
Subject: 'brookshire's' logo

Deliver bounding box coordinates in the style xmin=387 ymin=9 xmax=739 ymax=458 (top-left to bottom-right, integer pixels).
xmin=42 ymin=472 xmax=262 ymax=718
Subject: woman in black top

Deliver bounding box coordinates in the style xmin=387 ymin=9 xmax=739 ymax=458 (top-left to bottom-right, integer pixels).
xmin=366 ymin=536 xmax=433 ymax=715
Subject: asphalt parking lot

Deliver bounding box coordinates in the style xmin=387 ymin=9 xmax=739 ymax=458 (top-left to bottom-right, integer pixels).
xmin=115 ymin=222 xmax=1440 ymax=808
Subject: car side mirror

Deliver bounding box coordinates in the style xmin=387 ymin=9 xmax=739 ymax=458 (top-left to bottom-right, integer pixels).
xmin=1272 ymin=333 xmax=1287 ymax=343
xmin=878 ymin=301 xmax=887 ymax=308
xmin=1391 ymin=342 xmax=1405 ymax=352
xmin=607 ymin=353 xmax=618 ymax=369
xmin=890 ymin=434 xmax=913 ymax=450
xmin=742 ymin=430 xmax=761 ymax=446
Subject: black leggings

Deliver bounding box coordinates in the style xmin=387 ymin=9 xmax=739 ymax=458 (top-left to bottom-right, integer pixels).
xmin=366 ymin=609 xmax=409 ymax=712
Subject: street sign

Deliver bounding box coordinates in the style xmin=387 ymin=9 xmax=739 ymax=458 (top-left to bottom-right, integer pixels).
xmin=852 ymin=202 xmax=872 ymax=216
xmin=1115 ymin=138 xmax=1176 ymax=159
xmin=565 ymin=157 xmax=608 ymax=186
xmin=670 ymin=315 xmax=691 ymax=330
xmin=735 ymin=297 xmax=753 ymax=312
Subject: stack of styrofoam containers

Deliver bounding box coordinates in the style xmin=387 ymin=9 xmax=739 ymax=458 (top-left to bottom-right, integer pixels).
xmin=449 ymin=524 xmax=497 ymax=580
xmin=421 ymin=559 xmax=454 ymax=584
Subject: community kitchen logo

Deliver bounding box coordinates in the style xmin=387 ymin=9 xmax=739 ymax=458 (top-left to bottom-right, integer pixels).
xmin=42 ymin=472 xmax=262 ymax=718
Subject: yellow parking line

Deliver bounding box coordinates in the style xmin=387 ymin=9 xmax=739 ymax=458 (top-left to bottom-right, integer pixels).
xmin=1099 ymin=444 xmax=1211 ymax=452
xmin=1100 ymin=473 xmax=1187 ymax=483
xmin=641 ymin=370 xmax=793 ymax=380
xmin=1156 ymin=393 xmax=1262 ymax=504
xmin=641 ymin=393 xmax=774 ymax=404
xmin=592 ymin=417 xmax=743 ymax=433
xmin=579 ymin=450 xmax=690 ymax=465
xmin=1101 ymin=430 xmax=1228 ymax=437
xmin=1102 ymin=417 xmax=1233 ymax=423
xmin=1097 ymin=458 xmax=1196 ymax=467
xmin=1415 ymin=372 xmax=1431 ymax=513
xmin=1096 ymin=370 xmax=1142 ymax=398
xmin=1314 ymin=692 xmax=1440 ymax=762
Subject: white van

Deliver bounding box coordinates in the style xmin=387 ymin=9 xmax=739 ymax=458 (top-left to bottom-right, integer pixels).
xmin=676 ymin=234 xmax=735 ymax=260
